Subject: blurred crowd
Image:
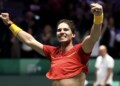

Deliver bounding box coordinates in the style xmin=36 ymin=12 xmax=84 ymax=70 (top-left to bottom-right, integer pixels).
xmin=0 ymin=0 xmax=120 ymax=58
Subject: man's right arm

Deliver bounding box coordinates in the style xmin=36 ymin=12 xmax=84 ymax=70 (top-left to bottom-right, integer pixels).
xmin=0 ymin=13 xmax=45 ymax=56
xmin=16 ymin=30 xmax=45 ymax=56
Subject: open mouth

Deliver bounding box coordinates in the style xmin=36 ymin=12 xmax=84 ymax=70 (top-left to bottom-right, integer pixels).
xmin=59 ymin=34 xmax=67 ymax=40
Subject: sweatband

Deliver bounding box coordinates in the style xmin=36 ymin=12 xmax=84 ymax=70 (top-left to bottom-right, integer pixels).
xmin=9 ymin=24 xmax=22 ymax=36
xmin=94 ymin=13 xmax=103 ymax=24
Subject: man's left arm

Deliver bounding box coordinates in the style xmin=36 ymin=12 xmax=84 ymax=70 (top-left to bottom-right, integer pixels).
xmin=103 ymin=68 xmax=113 ymax=84
xmin=103 ymin=59 xmax=114 ymax=85
xmin=81 ymin=3 xmax=103 ymax=53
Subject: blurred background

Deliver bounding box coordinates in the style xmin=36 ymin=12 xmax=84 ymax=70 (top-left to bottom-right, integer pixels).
xmin=0 ymin=0 xmax=120 ymax=86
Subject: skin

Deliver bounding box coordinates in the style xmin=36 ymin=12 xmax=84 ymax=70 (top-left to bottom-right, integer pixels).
xmin=0 ymin=3 xmax=103 ymax=86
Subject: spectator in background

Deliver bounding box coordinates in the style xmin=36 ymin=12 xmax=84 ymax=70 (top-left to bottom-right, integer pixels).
xmin=20 ymin=10 xmax=36 ymax=34
xmin=40 ymin=24 xmax=53 ymax=45
xmin=94 ymin=45 xmax=114 ymax=86
xmin=11 ymin=34 xmax=21 ymax=57
xmin=34 ymin=24 xmax=54 ymax=58
xmin=21 ymin=28 xmax=34 ymax=58
xmin=10 ymin=17 xmax=21 ymax=58
xmin=100 ymin=17 xmax=117 ymax=57
xmin=115 ymin=30 xmax=120 ymax=57
xmin=0 ymin=0 xmax=5 ymax=12
xmin=29 ymin=0 xmax=41 ymax=15
xmin=91 ymin=16 xmax=108 ymax=57
xmin=0 ymin=0 xmax=11 ymax=57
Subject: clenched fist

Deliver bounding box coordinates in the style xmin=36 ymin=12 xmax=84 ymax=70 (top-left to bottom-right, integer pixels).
xmin=91 ymin=3 xmax=103 ymax=16
xmin=0 ymin=13 xmax=12 ymax=25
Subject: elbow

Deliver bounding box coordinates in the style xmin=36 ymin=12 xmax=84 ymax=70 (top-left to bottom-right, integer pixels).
xmin=93 ymin=37 xmax=99 ymax=42
xmin=24 ymin=35 xmax=35 ymax=46
xmin=90 ymin=36 xmax=100 ymax=44
xmin=25 ymin=39 xmax=33 ymax=46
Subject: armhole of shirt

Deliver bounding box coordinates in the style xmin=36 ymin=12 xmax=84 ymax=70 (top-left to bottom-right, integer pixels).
xmin=43 ymin=45 xmax=52 ymax=61
xmin=78 ymin=44 xmax=91 ymax=56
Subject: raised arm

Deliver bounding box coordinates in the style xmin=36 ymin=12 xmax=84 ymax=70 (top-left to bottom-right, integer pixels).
xmin=0 ymin=13 xmax=45 ymax=56
xmin=81 ymin=3 xmax=103 ymax=53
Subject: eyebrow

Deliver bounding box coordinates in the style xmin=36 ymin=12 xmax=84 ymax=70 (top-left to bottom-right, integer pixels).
xmin=58 ymin=28 xmax=69 ymax=29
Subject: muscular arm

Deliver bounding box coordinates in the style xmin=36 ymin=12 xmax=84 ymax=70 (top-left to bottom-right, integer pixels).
xmin=81 ymin=3 xmax=103 ymax=53
xmin=16 ymin=30 xmax=45 ymax=56
xmin=82 ymin=24 xmax=102 ymax=53
xmin=0 ymin=13 xmax=46 ymax=56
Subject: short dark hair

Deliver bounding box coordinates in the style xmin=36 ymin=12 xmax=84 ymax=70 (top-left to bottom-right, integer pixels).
xmin=57 ymin=19 xmax=76 ymax=34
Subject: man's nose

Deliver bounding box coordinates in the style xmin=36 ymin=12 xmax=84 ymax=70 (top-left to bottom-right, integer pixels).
xmin=60 ymin=29 xmax=65 ymax=33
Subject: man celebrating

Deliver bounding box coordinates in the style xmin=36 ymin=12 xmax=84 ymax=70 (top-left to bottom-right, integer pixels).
xmin=0 ymin=3 xmax=103 ymax=86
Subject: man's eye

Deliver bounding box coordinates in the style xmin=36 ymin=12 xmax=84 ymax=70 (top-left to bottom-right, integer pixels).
xmin=64 ymin=28 xmax=69 ymax=31
xmin=57 ymin=29 xmax=61 ymax=32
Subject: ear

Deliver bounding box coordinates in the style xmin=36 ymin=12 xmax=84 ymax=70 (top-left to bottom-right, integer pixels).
xmin=72 ymin=34 xmax=76 ymax=38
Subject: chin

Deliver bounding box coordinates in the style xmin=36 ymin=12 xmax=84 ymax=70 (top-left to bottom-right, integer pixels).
xmin=59 ymin=39 xmax=67 ymax=42
xmin=59 ymin=40 xmax=71 ymax=43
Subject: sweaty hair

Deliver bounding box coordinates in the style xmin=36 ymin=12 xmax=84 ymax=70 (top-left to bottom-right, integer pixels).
xmin=57 ymin=19 xmax=76 ymax=34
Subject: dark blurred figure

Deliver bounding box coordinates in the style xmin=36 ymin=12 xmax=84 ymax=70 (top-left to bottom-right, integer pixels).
xmin=20 ymin=10 xmax=37 ymax=35
xmin=10 ymin=18 xmax=21 ymax=58
xmin=21 ymin=28 xmax=34 ymax=58
xmin=38 ymin=24 xmax=54 ymax=45
xmin=34 ymin=24 xmax=54 ymax=58
xmin=115 ymin=30 xmax=120 ymax=57
xmin=75 ymin=0 xmax=92 ymax=34
xmin=100 ymin=17 xmax=117 ymax=58
xmin=0 ymin=0 xmax=11 ymax=57
xmin=10 ymin=35 xmax=21 ymax=57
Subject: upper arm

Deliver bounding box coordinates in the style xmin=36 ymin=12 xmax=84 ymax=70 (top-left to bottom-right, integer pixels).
xmin=81 ymin=35 xmax=96 ymax=53
xmin=81 ymin=24 xmax=102 ymax=54
xmin=17 ymin=30 xmax=45 ymax=56
xmin=107 ymin=68 xmax=113 ymax=73
xmin=30 ymin=39 xmax=45 ymax=56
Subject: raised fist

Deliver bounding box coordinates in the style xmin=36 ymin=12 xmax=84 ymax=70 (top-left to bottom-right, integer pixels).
xmin=91 ymin=3 xmax=103 ymax=16
xmin=0 ymin=13 xmax=11 ymax=25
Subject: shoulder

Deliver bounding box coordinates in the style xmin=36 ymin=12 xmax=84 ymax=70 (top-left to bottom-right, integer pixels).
xmin=43 ymin=45 xmax=57 ymax=49
xmin=106 ymin=54 xmax=114 ymax=60
xmin=43 ymin=45 xmax=58 ymax=52
xmin=106 ymin=54 xmax=114 ymax=62
xmin=74 ymin=44 xmax=82 ymax=48
xmin=96 ymin=56 xmax=102 ymax=61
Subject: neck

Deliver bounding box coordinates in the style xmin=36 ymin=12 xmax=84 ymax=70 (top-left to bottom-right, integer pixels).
xmin=60 ymin=41 xmax=73 ymax=52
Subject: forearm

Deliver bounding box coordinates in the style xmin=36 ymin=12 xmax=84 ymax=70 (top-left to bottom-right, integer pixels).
xmin=90 ymin=24 xmax=102 ymax=42
xmin=16 ymin=30 xmax=35 ymax=45
xmin=0 ymin=13 xmax=44 ymax=54
xmin=90 ymin=13 xmax=103 ymax=42
xmin=9 ymin=23 xmax=35 ymax=45
xmin=81 ymin=14 xmax=103 ymax=53
xmin=104 ymin=69 xmax=112 ymax=83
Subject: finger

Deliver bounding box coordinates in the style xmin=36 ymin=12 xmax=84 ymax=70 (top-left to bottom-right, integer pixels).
xmin=91 ymin=7 xmax=98 ymax=12
xmin=1 ymin=13 xmax=8 ymax=17
xmin=90 ymin=3 xmax=101 ymax=8
xmin=1 ymin=13 xmax=8 ymax=15
xmin=0 ymin=15 xmax=2 ymax=18
xmin=90 ymin=3 xmax=97 ymax=7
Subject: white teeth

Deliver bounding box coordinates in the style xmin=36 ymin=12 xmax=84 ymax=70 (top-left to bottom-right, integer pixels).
xmin=60 ymin=34 xmax=66 ymax=38
xmin=64 ymin=34 xmax=67 ymax=36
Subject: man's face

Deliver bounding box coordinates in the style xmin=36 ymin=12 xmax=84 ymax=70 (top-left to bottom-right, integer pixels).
xmin=56 ymin=22 xmax=75 ymax=43
xmin=99 ymin=45 xmax=107 ymax=57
